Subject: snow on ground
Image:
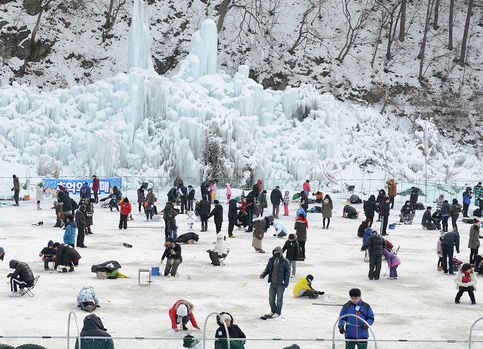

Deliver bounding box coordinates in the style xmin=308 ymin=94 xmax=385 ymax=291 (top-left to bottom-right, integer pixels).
xmin=2 ymin=188 xmax=483 ymax=348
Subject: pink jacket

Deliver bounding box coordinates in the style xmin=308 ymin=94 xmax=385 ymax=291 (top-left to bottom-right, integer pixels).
xmin=225 ymin=183 xmax=232 ymax=195
xmin=303 ymin=181 xmax=311 ymax=191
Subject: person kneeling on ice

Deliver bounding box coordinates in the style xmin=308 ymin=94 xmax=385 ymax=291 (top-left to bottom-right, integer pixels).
xmin=208 ymin=233 xmax=228 ymax=266
xmin=215 ymin=312 xmax=246 ymax=349
xmin=382 ymin=248 xmax=401 ymax=280
xmin=343 ymin=205 xmax=358 ymax=219
xmin=74 ymin=314 xmax=114 ymax=349
xmin=54 ymin=242 xmax=81 ymax=273
xmin=259 ymin=246 xmax=291 ymax=318
xmin=77 ymin=286 xmax=100 ymax=313
xmin=455 ymin=263 xmax=477 ymax=304
xmin=169 ymin=300 xmax=200 ymax=332
xmin=338 ymin=288 xmax=375 ymax=348
xmin=161 ymin=238 xmax=182 ymax=277
xmin=7 ymin=260 xmax=34 ymax=297
xmin=273 ymin=219 xmax=288 ymax=238
xmin=293 ymin=274 xmax=325 ymax=299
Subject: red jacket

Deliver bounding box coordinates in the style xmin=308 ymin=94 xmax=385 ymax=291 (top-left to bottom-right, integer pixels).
xmin=92 ymin=178 xmax=100 ymax=191
xmin=119 ymin=202 xmax=131 ymax=215
xmin=169 ymin=300 xmax=198 ymax=329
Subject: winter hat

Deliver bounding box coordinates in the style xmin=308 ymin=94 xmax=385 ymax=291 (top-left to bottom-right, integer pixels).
xmin=177 ymin=304 xmax=188 ymax=317
xmin=306 ymin=274 xmax=314 ymax=281
xmin=220 ymin=313 xmax=231 ymax=323
xmin=214 ymin=200 xmax=219 ymax=205
xmin=473 ymin=219 xmax=480 ymax=224
xmin=216 ymin=233 xmax=224 ymax=240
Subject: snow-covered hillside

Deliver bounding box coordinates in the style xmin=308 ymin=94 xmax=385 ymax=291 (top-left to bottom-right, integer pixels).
xmin=1 ymin=2 xmax=481 ymax=185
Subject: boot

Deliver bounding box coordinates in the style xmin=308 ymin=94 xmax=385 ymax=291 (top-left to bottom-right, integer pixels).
xmin=54 ymin=218 xmax=62 ymax=227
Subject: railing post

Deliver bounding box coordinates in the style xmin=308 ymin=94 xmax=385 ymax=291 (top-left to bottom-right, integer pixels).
xmin=332 ymin=313 xmax=377 ymax=349
xmin=468 ymin=316 xmax=483 ymax=349
xmin=67 ymin=311 xmax=81 ymax=349
xmin=203 ymin=312 xmax=230 ymax=349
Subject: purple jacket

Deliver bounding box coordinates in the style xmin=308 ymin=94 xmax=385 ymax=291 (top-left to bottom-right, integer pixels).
xmin=382 ymin=249 xmax=401 ymax=267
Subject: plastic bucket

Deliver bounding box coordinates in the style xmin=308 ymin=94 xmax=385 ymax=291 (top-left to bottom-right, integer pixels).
xmin=151 ymin=267 xmax=160 ymax=276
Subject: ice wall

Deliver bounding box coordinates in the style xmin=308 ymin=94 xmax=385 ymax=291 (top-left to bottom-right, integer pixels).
xmin=127 ymin=0 xmax=153 ymax=72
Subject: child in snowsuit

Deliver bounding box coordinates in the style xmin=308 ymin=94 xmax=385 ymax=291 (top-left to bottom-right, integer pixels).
xmin=119 ymin=197 xmax=131 ymax=230
xmin=283 ymin=191 xmax=290 ymax=216
xmin=455 ymin=263 xmax=477 ymax=304
xmin=77 ymin=286 xmax=100 ymax=313
xmin=63 ymin=214 xmax=77 ymax=248
xmin=382 ymin=248 xmax=401 ymax=280
xmin=282 ymin=234 xmax=299 ymax=277
xmin=39 ymin=240 xmax=56 ymax=271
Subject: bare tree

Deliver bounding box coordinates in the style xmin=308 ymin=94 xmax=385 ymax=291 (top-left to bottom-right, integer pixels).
xmin=337 ymin=0 xmax=375 ymax=63
xmin=289 ymin=0 xmax=326 ymax=54
xmin=433 ymin=0 xmax=440 ymax=29
xmin=30 ymin=0 xmax=54 ymax=43
xmin=448 ymin=0 xmax=454 ymax=50
xmin=418 ymin=0 xmax=434 ymax=80
xmin=398 ymin=0 xmax=406 ymax=42
xmin=459 ymin=0 xmax=474 ymax=67
xmin=102 ymin=0 xmax=127 ymax=42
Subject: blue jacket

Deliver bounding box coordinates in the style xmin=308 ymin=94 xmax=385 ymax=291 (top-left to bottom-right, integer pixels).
xmin=338 ymin=299 xmax=374 ymax=339
xmin=463 ymin=188 xmax=472 ymax=205
xmin=441 ymin=202 xmax=451 ymax=216
xmin=64 ymin=221 xmax=77 ymax=245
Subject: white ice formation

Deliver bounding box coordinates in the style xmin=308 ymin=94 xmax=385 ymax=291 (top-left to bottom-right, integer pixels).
xmin=0 ymin=0 xmax=480 ymax=185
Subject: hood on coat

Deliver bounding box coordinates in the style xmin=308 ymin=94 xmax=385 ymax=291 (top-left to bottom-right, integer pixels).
xmin=9 ymin=259 xmax=19 ymax=269
xmin=79 ymin=204 xmax=87 ymax=212
xmin=82 ymin=314 xmax=107 ymax=331
xmin=467 ymin=187 xmax=472 ymax=192
xmin=272 ymin=246 xmax=283 ymax=256
xmin=364 ymin=227 xmax=372 ymax=236
xmin=267 ymin=215 xmax=274 ymax=223
xmin=382 ymin=249 xmax=390 ymax=257
xmin=257 ymin=180 xmax=262 ymax=185
xmin=370 ymin=230 xmax=382 ymax=239
xmin=48 ymin=240 xmax=54 ymax=247
xmin=369 ymin=195 xmax=376 ymax=201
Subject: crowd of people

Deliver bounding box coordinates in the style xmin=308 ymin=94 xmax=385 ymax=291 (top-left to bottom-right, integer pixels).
xmin=5 ymin=174 xmax=483 ymax=348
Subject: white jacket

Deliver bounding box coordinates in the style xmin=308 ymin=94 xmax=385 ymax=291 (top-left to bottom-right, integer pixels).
xmin=211 ymin=239 xmax=227 ymax=256
xmin=455 ymin=269 xmax=477 ymax=290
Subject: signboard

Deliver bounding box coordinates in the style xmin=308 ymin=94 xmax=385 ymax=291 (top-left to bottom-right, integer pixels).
xmin=42 ymin=178 xmax=122 ymax=199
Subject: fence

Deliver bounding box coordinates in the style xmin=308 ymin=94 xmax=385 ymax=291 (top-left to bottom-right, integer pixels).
xmin=2 ymin=313 xmax=483 ymax=349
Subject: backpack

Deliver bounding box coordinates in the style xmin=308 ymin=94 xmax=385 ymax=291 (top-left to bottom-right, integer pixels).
xmin=474 ymin=208 xmax=481 ymax=217
xmin=350 ymin=195 xmax=362 ymax=204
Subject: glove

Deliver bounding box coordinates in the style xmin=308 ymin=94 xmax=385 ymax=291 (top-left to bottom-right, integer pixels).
xmin=39 ymin=253 xmax=43 ymax=257
xmin=359 ymin=323 xmax=368 ymax=329
xmin=339 ymin=326 xmax=345 ymax=334
xmin=77 ymin=304 xmax=81 ymax=307
xmin=317 ymin=291 xmax=325 ymax=295
xmin=7 ymin=273 xmax=12 ymax=278
xmin=206 ymin=250 xmax=211 ymax=253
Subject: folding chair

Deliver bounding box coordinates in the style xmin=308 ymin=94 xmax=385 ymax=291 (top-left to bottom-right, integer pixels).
xmin=22 ymin=275 xmax=40 ymax=297
xmin=219 ymin=249 xmax=230 ymax=266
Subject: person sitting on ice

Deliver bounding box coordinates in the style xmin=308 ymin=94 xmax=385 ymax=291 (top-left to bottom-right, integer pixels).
xmin=169 ymin=300 xmax=200 ymax=332
xmin=77 ymin=286 xmax=100 ymax=313
xmin=399 ymin=200 xmax=415 ymax=223
xmin=161 ymin=238 xmax=182 ymax=277
xmin=215 ymin=312 xmax=246 ymax=349
xmin=207 ymin=233 xmax=228 ymax=266
xmin=293 ymin=274 xmax=325 ymax=299
xmin=8 ymin=259 xmax=34 ymax=297
xmin=39 ymin=240 xmax=56 ymax=271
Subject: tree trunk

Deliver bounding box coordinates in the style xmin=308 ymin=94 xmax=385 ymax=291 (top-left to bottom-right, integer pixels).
xmin=448 ymin=0 xmax=454 ymax=50
xmin=30 ymin=0 xmax=53 ymax=44
xmin=418 ymin=0 xmax=433 ymax=80
xmin=459 ymin=0 xmax=473 ymax=67
xmin=398 ymin=0 xmax=406 ymax=42
xmin=433 ymin=0 xmax=440 ymax=30
xmin=215 ymin=0 xmax=232 ymax=33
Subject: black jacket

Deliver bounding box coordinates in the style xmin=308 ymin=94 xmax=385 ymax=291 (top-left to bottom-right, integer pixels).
xmin=57 ymin=191 xmax=73 ymax=212
xmin=361 ymin=232 xmax=387 ymax=256
xmin=208 ymin=204 xmax=224 ymax=223
xmin=176 ymin=233 xmax=199 ymax=243
xmin=410 ymin=188 xmax=420 ymax=205
xmin=215 ymin=324 xmax=246 ymax=349
xmin=55 ymin=244 xmax=81 ymax=268
xmin=421 ymin=211 xmax=433 ymax=226
xmin=228 ymin=199 xmax=240 ymax=218
xmin=75 ymin=314 xmax=114 ymax=349
xmin=163 ymin=202 xmax=174 ymax=220
xmin=75 ymin=205 xmax=87 ymax=229
xmin=363 ymin=195 xmax=378 ymax=217
xmin=162 ymin=242 xmax=182 ymax=262
xmin=441 ymin=231 xmax=460 ymax=251
xmin=8 ymin=260 xmax=34 ymax=285
xmin=198 ymin=199 xmax=211 ymax=216
xmin=188 ymin=189 xmax=195 ymax=200
xmin=270 ymin=189 xmax=283 ymax=205
xmin=282 ymin=240 xmax=299 ymax=261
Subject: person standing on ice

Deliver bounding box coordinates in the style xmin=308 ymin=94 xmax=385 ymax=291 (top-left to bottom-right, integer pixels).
xmin=361 ymin=229 xmax=388 ymax=280
xmin=409 ymin=187 xmax=420 ymax=210
xmin=35 ymin=182 xmax=43 ymax=210
xmin=197 ymin=195 xmax=211 ymax=232
xmin=321 ymin=194 xmax=333 ymax=229
xmin=338 ymin=288 xmax=375 ymax=348
xmin=386 ymin=179 xmax=396 ymax=209
xmin=450 ymin=198 xmax=463 ymax=232
xmin=11 ymin=174 xmax=20 ymax=206
xmin=303 ymin=180 xmax=311 ymax=201
xmin=441 ymin=230 xmax=460 ymax=274
xmin=468 ymin=218 xmax=482 ymax=264
xmin=270 ymin=186 xmax=283 ymax=219
xmin=363 ymin=195 xmax=378 ymax=227
xmin=75 ymin=204 xmax=87 ymax=248
xmin=225 ymin=183 xmax=232 ymax=203
xmin=462 ymin=187 xmax=473 ymax=218
xmin=208 ymin=200 xmax=223 ymax=234
xmin=210 ymin=180 xmax=218 ymax=203
xmin=174 ymin=176 xmax=184 ymax=188
xmin=379 ymin=196 xmax=390 ymax=236
xmin=251 ymin=179 xmax=262 ymax=197
xmin=144 ymin=188 xmax=156 ymax=221
xmin=259 ymin=246 xmax=291 ymax=318
xmin=283 ymin=190 xmax=290 ymax=216
xmin=136 ymin=185 xmax=145 ymax=213
xmin=92 ymin=175 xmax=100 ymax=204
